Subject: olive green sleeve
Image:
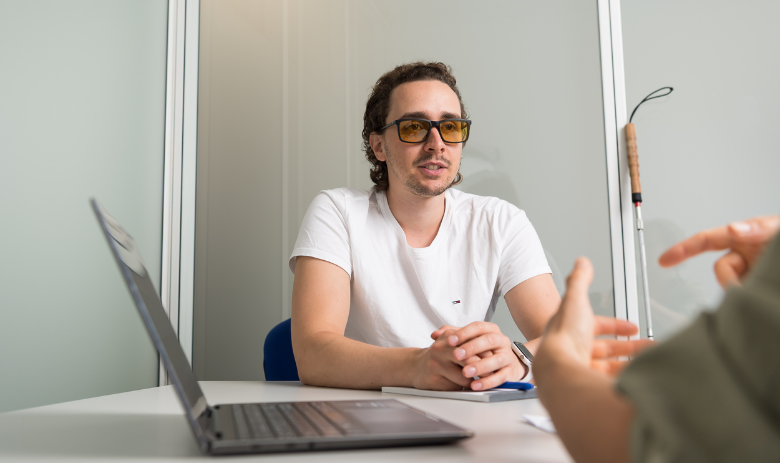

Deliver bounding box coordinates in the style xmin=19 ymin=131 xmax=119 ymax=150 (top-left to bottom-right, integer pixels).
xmin=617 ymin=233 xmax=780 ymax=463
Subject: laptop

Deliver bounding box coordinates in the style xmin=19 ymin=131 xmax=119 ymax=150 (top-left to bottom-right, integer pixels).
xmin=91 ymin=199 xmax=472 ymax=455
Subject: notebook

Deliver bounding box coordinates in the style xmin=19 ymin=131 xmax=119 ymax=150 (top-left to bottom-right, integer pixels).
xmin=381 ymin=387 xmax=537 ymax=403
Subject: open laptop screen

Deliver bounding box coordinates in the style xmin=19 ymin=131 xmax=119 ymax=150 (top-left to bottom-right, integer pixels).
xmin=91 ymin=200 xmax=208 ymax=425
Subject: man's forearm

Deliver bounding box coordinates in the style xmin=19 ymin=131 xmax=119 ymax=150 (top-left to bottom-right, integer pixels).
xmin=294 ymin=331 xmax=421 ymax=389
xmin=535 ymin=359 xmax=634 ymax=463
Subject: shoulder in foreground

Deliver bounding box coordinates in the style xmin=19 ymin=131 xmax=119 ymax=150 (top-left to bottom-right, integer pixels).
xmin=315 ymin=187 xmax=375 ymax=203
xmin=448 ymin=188 xmax=523 ymax=215
xmin=318 ymin=187 xmax=372 ymax=198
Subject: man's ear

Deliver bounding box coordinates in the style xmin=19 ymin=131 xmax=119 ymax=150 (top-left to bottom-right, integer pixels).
xmin=369 ymin=133 xmax=387 ymax=162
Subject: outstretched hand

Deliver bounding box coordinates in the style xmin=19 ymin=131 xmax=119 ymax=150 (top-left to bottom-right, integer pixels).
xmin=659 ymin=215 xmax=780 ymax=288
xmin=535 ymin=258 xmax=655 ymax=380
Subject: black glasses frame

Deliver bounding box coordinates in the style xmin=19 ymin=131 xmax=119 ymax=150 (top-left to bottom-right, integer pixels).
xmin=379 ymin=118 xmax=472 ymax=144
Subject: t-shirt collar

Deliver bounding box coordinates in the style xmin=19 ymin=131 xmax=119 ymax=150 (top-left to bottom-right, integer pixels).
xmin=376 ymin=187 xmax=453 ymax=252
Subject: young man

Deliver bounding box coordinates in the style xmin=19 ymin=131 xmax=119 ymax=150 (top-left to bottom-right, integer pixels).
xmin=289 ymin=62 xmax=560 ymax=391
xmin=534 ymin=215 xmax=780 ymax=462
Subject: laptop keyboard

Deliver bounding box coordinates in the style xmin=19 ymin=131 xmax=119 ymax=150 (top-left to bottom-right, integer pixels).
xmin=231 ymin=402 xmax=350 ymax=440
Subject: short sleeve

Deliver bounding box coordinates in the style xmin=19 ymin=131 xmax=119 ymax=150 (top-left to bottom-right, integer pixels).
xmin=289 ymin=191 xmax=352 ymax=276
xmin=495 ymin=204 xmax=552 ymax=296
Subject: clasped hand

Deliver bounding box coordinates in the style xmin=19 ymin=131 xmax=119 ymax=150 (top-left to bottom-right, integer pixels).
xmin=412 ymin=321 xmax=522 ymax=391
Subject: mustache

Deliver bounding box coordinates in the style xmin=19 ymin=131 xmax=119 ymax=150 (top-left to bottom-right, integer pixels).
xmin=413 ymin=155 xmax=452 ymax=167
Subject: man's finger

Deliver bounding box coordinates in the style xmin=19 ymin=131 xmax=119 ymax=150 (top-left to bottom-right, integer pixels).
xmin=431 ymin=325 xmax=459 ymax=340
xmin=593 ymin=316 xmax=639 ymax=337
xmin=440 ymin=364 xmax=474 ymax=389
xmin=591 ymin=339 xmax=656 ymax=359
xmin=427 ymin=373 xmax=470 ymax=391
xmin=469 ymin=365 xmax=514 ymax=391
xmin=714 ymin=251 xmax=747 ymax=288
xmin=458 ymin=355 xmax=483 ymax=367
xmin=658 ymin=227 xmax=732 ymax=267
xmin=447 ymin=321 xmax=500 ymax=347
xmin=453 ymin=333 xmax=506 ymax=361
xmin=461 ymin=351 xmax=514 ymax=379
xmin=428 ymin=357 xmax=475 ymax=389
xmin=433 ymin=329 xmax=457 ymax=343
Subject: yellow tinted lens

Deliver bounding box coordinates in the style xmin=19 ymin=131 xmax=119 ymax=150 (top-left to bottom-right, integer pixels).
xmin=398 ymin=120 xmax=430 ymax=142
xmin=440 ymin=120 xmax=468 ymax=142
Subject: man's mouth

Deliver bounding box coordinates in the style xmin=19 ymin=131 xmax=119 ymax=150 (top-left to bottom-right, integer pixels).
xmin=417 ymin=160 xmax=449 ymax=172
xmin=418 ymin=163 xmax=448 ymax=176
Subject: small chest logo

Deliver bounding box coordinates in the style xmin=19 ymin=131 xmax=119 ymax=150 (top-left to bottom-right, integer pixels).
xmin=452 ymin=300 xmax=461 ymax=305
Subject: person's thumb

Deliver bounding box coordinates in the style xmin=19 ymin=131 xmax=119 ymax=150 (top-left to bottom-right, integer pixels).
xmin=563 ymin=257 xmax=594 ymax=302
xmin=545 ymin=257 xmax=595 ymax=341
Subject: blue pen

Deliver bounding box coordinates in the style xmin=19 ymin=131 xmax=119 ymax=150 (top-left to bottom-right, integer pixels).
xmin=495 ymin=381 xmax=534 ymax=390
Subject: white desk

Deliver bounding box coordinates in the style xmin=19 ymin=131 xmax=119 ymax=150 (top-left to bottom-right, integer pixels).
xmin=0 ymin=382 xmax=572 ymax=462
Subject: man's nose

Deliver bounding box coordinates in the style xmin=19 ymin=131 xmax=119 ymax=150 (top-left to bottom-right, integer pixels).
xmin=424 ymin=126 xmax=446 ymax=152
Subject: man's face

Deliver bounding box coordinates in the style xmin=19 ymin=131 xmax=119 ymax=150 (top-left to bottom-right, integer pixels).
xmin=373 ymin=80 xmax=463 ymax=197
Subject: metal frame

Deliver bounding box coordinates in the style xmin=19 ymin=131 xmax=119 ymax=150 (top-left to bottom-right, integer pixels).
xmin=180 ymin=0 xmax=200 ymax=366
xmin=162 ymin=0 xmax=199 ymax=387
xmin=597 ymin=0 xmax=640 ymax=334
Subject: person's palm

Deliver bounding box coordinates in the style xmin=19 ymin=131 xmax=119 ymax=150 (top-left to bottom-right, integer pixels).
xmin=538 ymin=258 xmax=655 ymax=378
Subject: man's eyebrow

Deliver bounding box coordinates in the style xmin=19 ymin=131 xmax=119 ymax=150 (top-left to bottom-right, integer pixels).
xmin=398 ymin=111 xmax=463 ymax=120
xmin=398 ymin=111 xmax=428 ymax=119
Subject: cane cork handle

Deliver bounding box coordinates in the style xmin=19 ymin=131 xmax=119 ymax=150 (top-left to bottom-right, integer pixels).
xmin=625 ymin=123 xmax=642 ymax=195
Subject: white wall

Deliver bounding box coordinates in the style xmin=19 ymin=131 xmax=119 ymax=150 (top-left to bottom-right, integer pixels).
xmin=193 ymin=0 xmax=612 ymax=380
xmin=0 ymin=0 xmax=168 ymax=412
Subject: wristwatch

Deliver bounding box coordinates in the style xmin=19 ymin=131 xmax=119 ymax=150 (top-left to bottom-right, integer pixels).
xmin=511 ymin=341 xmax=534 ymax=381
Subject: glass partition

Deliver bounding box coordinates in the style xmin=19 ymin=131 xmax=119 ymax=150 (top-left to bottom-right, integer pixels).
xmin=622 ymin=0 xmax=780 ymax=339
xmin=194 ymin=0 xmax=614 ymax=380
xmin=288 ymin=0 xmax=614 ymax=341
xmin=0 ymin=0 xmax=168 ymax=412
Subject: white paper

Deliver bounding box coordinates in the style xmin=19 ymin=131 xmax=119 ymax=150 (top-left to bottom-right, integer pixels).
xmin=524 ymin=414 xmax=557 ymax=434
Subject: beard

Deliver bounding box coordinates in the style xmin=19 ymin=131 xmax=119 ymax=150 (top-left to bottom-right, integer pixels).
xmin=385 ymin=146 xmax=459 ymax=198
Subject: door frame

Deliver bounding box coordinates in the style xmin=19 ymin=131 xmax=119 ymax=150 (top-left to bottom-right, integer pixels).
xmin=161 ymin=0 xmax=200 ymax=386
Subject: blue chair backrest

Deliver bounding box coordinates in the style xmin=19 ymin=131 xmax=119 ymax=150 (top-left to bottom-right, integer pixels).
xmin=263 ymin=318 xmax=300 ymax=381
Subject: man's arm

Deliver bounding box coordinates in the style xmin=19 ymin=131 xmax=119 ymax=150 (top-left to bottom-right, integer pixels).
xmin=291 ymin=256 xmax=475 ymax=390
xmin=505 ymin=273 xmax=561 ymax=342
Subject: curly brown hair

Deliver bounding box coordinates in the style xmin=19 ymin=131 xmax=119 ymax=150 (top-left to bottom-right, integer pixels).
xmin=362 ymin=62 xmax=468 ymax=191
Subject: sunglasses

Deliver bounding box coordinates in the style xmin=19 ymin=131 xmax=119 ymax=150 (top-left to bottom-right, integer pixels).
xmin=379 ymin=118 xmax=472 ymax=144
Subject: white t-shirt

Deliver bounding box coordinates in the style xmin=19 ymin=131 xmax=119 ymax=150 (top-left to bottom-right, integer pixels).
xmin=289 ymin=187 xmax=551 ymax=348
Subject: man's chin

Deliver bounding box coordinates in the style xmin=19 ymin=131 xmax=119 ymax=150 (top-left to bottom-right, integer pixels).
xmin=405 ymin=178 xmax=453 ymax=197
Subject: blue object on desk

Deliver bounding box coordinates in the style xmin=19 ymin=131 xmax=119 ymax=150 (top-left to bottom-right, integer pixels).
xmin=495 ymin=381 xmax=534 ymax=390
xmin=263 ymin=318 xmax=300 ymax=381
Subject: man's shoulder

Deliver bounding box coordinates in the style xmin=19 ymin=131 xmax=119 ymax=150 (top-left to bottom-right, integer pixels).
xmin=311 ymin=187 xmax=375 ymax=209
xmin=317 ymin=186 xmax=373 ymax=200
xmin=448 ymin=188 xmax=522 ymax=216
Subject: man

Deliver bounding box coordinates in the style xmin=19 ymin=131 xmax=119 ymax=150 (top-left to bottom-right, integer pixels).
xmin=289 ymin=62 xmax=560 ymax=391
xmin=534 ymin=215 xmax=780 ymax=462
